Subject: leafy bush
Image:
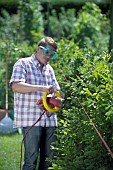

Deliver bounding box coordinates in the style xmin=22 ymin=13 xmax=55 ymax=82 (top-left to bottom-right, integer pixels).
xmin=50 ymin=39 xmax=113 ymax=170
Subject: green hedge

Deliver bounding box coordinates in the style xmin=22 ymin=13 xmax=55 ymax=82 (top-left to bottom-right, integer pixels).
xmin=50 ymin=39 xmax=113 ymax=170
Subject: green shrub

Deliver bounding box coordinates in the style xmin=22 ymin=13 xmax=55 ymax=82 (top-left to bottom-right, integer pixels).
xmin=50 ymin=39 xmax=113 ymax=170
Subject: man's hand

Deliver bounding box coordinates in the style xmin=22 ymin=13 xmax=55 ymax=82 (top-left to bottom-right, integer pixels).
xmin=44 ymin=85 xmax=54 ymax=94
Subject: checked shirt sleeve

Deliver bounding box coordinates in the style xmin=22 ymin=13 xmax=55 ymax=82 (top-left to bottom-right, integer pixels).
xmin=9 ymin=59 xmax=27 ymax=86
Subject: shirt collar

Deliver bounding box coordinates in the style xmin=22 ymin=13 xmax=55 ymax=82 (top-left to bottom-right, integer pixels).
xmin=31 ymin=54 xmax=47 ymax=71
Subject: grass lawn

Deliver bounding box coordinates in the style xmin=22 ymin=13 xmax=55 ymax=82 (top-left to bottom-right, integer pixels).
xmin=0 ymin=132 xmax=23 ymax=170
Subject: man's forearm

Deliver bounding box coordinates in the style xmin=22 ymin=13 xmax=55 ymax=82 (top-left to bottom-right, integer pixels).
xmin=12 ymin=82 xmax=48 ymax=93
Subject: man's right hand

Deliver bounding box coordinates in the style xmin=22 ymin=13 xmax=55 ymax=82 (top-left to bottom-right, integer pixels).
xmin=44 ymin=85 xmax=54 ymax=94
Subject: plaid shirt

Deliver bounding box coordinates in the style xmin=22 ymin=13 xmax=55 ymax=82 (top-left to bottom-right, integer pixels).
xmin=9 ymin=54 xmax=60 ymax=128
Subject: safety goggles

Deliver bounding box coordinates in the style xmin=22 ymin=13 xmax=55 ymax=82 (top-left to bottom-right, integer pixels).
xmin=39 ymin=46 xmax=58 ymax=60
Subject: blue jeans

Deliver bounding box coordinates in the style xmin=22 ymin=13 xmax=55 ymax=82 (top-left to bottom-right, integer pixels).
xmin=22 ymin=126 xmax=57 ymax=170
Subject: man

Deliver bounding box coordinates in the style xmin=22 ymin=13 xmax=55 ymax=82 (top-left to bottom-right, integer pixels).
xmin=10 ymin=37 xmax=60 ymax=170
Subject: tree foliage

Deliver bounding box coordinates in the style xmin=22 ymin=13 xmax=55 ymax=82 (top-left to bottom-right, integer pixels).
xmin=45 ymin=2 xmax=110 ymax=53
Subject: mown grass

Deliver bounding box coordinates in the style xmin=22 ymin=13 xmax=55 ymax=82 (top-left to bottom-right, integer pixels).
xmin=0 ymin=132 xmax=23 ymax=170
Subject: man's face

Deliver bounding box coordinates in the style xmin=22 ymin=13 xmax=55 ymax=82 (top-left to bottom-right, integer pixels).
xmin=35 ymin=45 xmax=58 ymax=66
xmin=38 ymin=47 xmax=50 ymax=65
xmin=36 ymin=46 xmax=57 ymax=65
